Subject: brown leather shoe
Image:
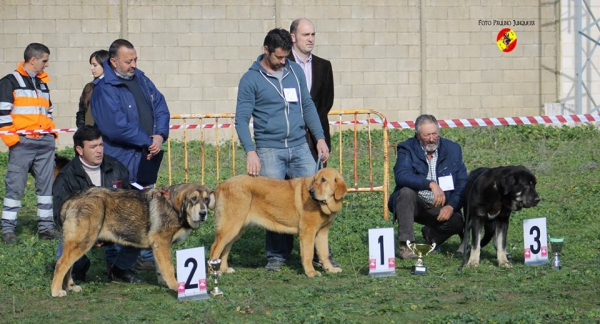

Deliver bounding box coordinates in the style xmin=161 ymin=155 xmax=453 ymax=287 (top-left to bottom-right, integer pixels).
xmin=398 ymin=245 xmax=417 ymax=260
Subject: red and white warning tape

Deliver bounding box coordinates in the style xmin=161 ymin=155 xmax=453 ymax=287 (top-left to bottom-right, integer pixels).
xmin=0 ymin=113 xmax=598 ymax=135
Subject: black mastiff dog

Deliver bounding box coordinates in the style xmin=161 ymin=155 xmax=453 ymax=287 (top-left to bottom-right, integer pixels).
xmin=458 ymin=166 xmax=540 ymax=268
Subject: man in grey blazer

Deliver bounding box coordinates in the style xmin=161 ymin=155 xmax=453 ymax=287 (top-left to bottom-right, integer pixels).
xmin=288 ymin=18 xmax=339 ymax=268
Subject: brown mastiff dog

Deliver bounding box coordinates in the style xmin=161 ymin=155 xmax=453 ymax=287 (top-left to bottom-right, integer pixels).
xmin=51 ymin=183 xmax=212 ymax=297
xmin=209 ymin=167 xmax=347 ymax=277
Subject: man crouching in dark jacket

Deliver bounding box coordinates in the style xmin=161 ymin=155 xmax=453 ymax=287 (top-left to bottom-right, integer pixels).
xmin=53 ymin=126 xmax=143 ymax=283
xmin=388 ymin=114 xmax=468 ymax=260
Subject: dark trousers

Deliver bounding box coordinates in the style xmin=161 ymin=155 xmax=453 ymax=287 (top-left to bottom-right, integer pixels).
xmin=394 ymin=187 xmax=464 ymax=245
xmin=265 ymin=231 xmax=295 ymax=261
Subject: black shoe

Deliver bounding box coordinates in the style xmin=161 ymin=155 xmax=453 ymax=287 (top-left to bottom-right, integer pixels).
xmin=134 ymin=259 xmax=156 ymax=271
xmin=265 ymin=259 xmax=285 ymax=271
xmin=108 ymin=266 xmax=145 ymax=283
xmin=2 ymin=232 xmax=18 ymax=244
xmin=39 ymin=228 xmax=61 ymax=240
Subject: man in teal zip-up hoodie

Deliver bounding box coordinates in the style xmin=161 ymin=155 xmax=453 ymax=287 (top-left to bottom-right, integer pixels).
xmin=235 ymin=28 xmax=330 ymax=272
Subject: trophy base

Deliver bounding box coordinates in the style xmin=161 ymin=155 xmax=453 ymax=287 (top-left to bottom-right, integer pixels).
xmin=411 ymin=265 xmax=427 ymax=275
xmin=210 ymin=289 xmax=224 ymax=297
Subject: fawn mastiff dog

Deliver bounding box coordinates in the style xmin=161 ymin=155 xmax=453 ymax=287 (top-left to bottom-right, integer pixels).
xmin=458 ymin=166 xmax=540 ymax=268
xmin=51 ymin=183 xmax=213 ymax=297
xmin=209 ymin=167 xmax=347 ymax=277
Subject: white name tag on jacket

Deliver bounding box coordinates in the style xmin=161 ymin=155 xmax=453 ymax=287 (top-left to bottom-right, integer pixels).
xmin=283 ymin=88 xmax=298 ymax=102
xmin=438 ymin=175 xmax=454 ymax=191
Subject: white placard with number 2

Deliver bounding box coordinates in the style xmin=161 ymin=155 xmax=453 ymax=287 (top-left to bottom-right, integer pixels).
xmin=523 ymin=217 xmax=549 ymax=266
xmin=368 ymin=228 xmax=396 ymax=277
xmin=176 ymin=246 xmax=209 ymax=301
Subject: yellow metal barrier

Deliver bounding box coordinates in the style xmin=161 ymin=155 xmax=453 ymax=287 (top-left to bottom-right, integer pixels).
xmin=328 ymin=109 xmax=390 ymax=220
xmin=167 ymin=109 xmax=390 ymax=220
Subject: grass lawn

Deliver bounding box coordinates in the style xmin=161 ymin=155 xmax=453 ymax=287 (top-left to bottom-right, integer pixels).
xmin=0 ymin=125 xmax=599 ymax=323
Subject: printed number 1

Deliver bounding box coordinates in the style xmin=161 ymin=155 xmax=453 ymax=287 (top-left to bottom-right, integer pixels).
xmin=529 ymin=226 xmax=541 ymax=254
xmin=378 ymin=235 xmax=384 ymax=265
xmin=184 ymin=258 xmax=198 ymax=289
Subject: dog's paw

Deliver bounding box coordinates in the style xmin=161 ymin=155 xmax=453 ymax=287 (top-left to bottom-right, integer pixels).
xmin=69 ymin=285 xmax=82 ymax=293
xmin=499 ymin=261 xmax=513 ymax=268
xmin=326 ymin=267 xmax=342 ymax=274
xmin=466 ymin=260 xmax=479 ymax=268
xmin=51 ymin=290 xmax=67 ymax=297
xmin=305 ymin=270 xmax=322 ymax=277
xmin=219 ymin=267 xmax=235 ymax=274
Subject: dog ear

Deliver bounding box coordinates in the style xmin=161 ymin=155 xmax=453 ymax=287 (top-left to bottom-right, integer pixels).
xmin=173 ymin=187 xmax=186 ymax=216
xmin=499 ymin=174 xmax=515 ymax=195
xmin=334 ymin=175 xmax=348 ymax=200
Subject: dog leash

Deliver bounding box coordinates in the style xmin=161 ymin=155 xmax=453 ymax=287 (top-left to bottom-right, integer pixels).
xmin=314 ymin=153 xmax=325 ymax=173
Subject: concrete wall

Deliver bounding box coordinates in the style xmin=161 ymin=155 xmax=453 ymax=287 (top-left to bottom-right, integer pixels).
xmin=0 ymin=0 xmax=561 ymax=149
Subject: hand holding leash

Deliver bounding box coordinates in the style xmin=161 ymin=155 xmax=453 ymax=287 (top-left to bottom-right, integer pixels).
xmin=316 ymin=139 xmax=329 ymax=162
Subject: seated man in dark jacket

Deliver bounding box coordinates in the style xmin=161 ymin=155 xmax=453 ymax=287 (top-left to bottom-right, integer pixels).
xmin=388 ymin=114 xmax=467 ymax=259
xmin=53 ymin=126 xmax=143 ymax=283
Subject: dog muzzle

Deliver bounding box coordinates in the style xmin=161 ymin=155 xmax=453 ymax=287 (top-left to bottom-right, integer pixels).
xmin=309 ymin=188 xmax=327 ymax=204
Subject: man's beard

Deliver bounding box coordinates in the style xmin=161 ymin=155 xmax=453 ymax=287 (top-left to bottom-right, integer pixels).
xmin=420 ymin=140 xmax=438 ymax=153
xmin=115 ymin=68 xmax=135 ymax=80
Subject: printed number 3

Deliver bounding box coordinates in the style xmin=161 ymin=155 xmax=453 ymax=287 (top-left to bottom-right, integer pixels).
xmin=529 ymin=225 xmax=541 ymax=254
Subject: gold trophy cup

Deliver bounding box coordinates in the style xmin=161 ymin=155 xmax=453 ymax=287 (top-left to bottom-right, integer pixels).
xmin=406 ymin=240 xmax=436 ymax=275
xmin=207 ymin=259 xmax=224 ymax=297
xmin=548 ymin=236 xmax=564 ymax=270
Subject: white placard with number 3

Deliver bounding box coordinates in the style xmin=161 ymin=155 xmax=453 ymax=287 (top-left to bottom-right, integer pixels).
xmin=368 ymin=228 xmax=396 ymax=277
xmin=523 ymin=217 xmax=549 ymax=266
xmin=176 ymin=246 xmax=209 ymax=301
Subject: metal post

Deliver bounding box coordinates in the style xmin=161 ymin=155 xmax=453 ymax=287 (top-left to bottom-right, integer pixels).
xmin=575 ymin=0 xmax=583 ymax=114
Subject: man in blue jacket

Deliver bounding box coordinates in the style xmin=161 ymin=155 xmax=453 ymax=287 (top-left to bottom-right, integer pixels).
xmin=388 ymin=114 xmax=467 ymax=259
xmin=91 ymin=39 xmax=170 ymax=280
xmin=235 ymin=28 xmax=330 ymax=271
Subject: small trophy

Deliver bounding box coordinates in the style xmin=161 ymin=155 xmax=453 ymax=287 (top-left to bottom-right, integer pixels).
xmin=548 ymin=236 xmax=564 ymax=270
xmin=406 ymin=240 xmax=436 ymax=275
xmin=207 ymin=259 xmax=223 ymax=297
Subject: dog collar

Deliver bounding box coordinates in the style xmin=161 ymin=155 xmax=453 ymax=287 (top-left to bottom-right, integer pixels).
xmin=160 ymin=189 xmax=170 ymax=198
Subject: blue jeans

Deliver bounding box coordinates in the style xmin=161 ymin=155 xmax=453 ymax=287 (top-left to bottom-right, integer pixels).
xmin=257 ymin=143 xmax=316 ymax=262
xmin=104 ymin=244 xmax=141 ymax=270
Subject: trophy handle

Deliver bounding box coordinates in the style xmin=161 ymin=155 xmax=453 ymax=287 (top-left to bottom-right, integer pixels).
xmin=426 ymin=243 xmax=436 ymax=255
xmin=406 ymin=240 xmax=414 ymax=253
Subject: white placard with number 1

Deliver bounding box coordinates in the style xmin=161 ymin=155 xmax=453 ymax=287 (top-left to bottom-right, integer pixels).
xmin=176 ymin=246 xmax=209 ymax=301
xmin=368 ymin=228 xmax=396 ymax=277
xmin=523 ymin=217 xmax=549 ymax=266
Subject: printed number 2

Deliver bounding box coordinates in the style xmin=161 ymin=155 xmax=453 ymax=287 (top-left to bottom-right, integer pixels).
xmin=529 ymin=226 xmax=541 ymax=254
xmin=378 ymin=235 xmax=384 ymax=265
xmin=184 ymin=258 xmax=198 ymax=289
